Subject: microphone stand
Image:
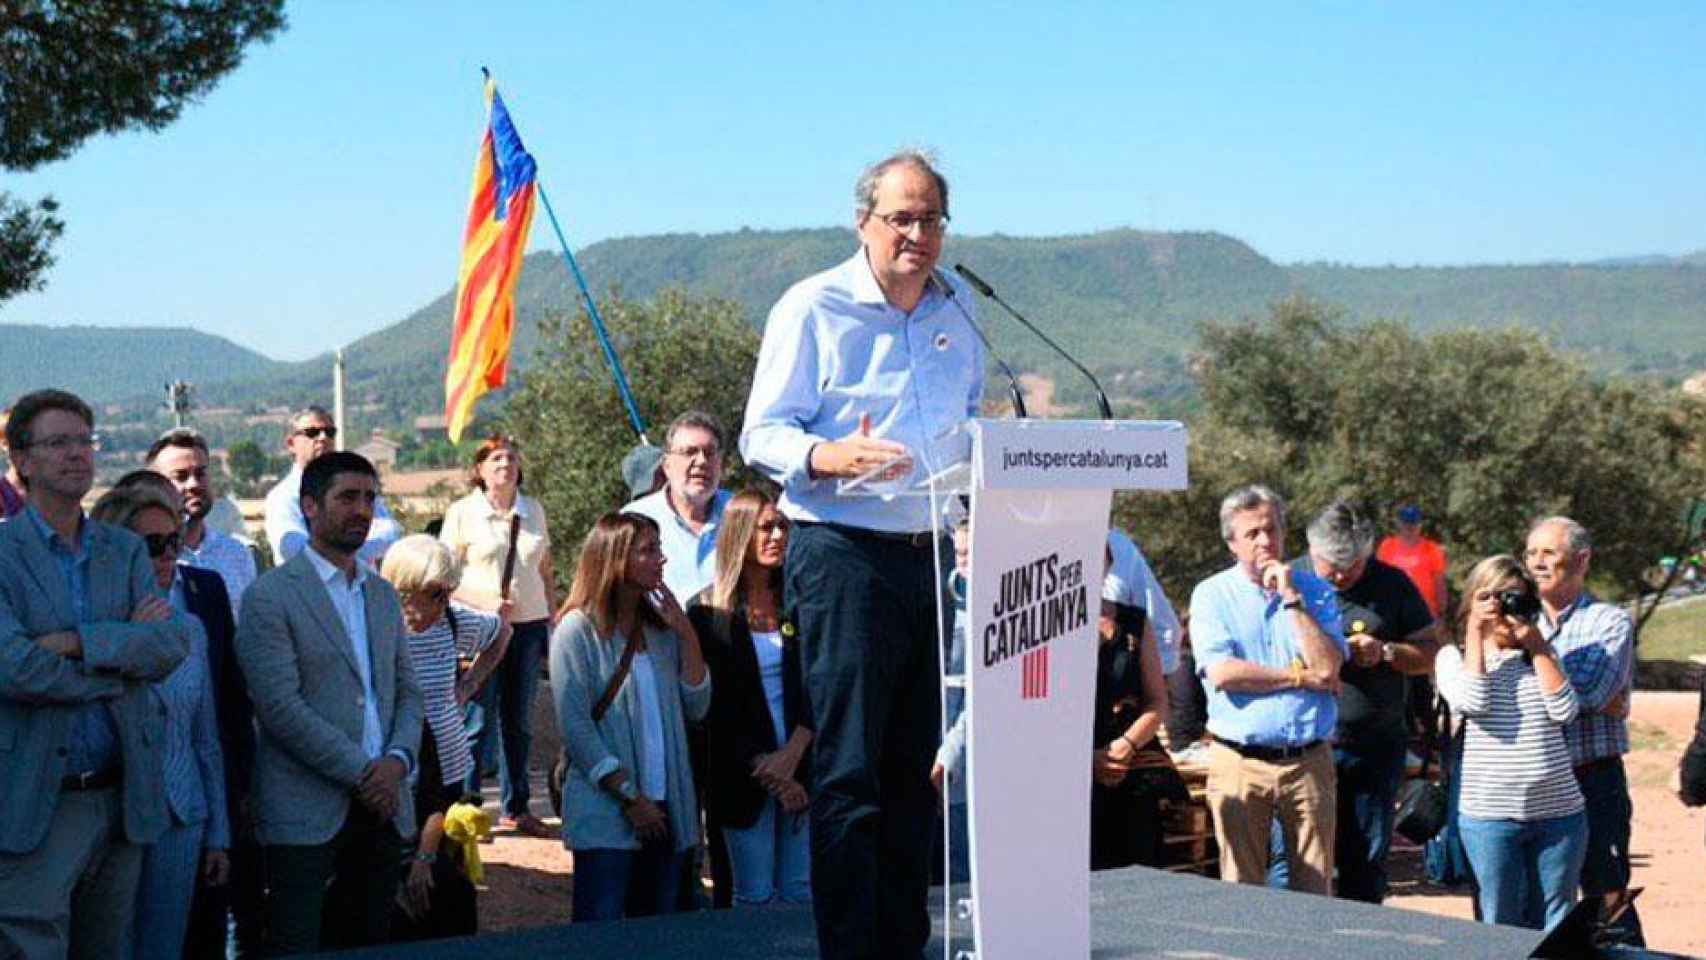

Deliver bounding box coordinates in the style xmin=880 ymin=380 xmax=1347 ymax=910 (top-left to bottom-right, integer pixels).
xmin=953 ymin=263 xmax=1114 ymax=420
xmin=936 ymin=271 xmax=1027 ymax=418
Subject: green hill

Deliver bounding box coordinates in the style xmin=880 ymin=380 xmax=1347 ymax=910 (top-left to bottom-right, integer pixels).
xmin=0 ymin=324 xmax=282 ymax=405
xmin=21 ymin=228 xmax=1706 ymax=421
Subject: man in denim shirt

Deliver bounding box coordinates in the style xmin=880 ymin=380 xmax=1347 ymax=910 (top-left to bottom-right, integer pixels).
xmin=1190 ymin=484 xmax=1347 ymax=895
xmin=1526 ymin=515 xmax=1642 ymax=945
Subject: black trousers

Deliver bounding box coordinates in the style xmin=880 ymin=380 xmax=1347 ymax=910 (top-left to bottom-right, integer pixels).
xmin=787 ymin=522 xmax=946 ymax=960
xmin=260 ymin=804 xmax=403 ymax=956
xmin=184 ymin=835 xmax=264 ymax=958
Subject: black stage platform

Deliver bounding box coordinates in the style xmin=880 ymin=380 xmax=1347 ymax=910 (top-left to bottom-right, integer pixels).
xmin=324 ymin=865 xmax=1569 ymax=959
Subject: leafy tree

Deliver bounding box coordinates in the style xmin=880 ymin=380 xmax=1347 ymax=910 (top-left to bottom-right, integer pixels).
xmin=1114 ymin=296 xmax=1706 ymax=639
xmin=225 ymin=438 xmax=269 ymax=487
xmin=0 ymin=194 xmax=62 ymax=300
xmin=503 ymin=289 xmax=762 ymax=585
xmin=0 ymin=0 xmax=286 ymax=301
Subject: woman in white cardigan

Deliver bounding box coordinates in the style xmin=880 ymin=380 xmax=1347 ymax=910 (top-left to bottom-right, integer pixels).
xmin=549 ymin=512 xmax=710 ymax=922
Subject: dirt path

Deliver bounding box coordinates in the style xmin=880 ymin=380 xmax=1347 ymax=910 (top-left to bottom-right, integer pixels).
xmin=477 ymin=691 xmax=1705 ymax=954
xmin=1385 ymin=690 xmax=1704 ymax=957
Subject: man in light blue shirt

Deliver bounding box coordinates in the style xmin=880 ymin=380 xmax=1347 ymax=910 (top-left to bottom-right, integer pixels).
xmin=623 ymin=411 xmax=733 ymax=604
xmin=264 ymin=407 xmax=402 ymax=569
xmin=1190 ymin=484 xmax=1346 ymax=895
xmin=741 ymin=150 xmax=983 ymax=960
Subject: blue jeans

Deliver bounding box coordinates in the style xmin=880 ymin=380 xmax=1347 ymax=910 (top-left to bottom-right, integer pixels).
xmin=461 ymin=680 xmax=500 ymax=797
xmin=1332 ymin=740 xmax=1406 ymax=902
xmin=494 ymin=619 xmax=548 ymax=817
xmin=1457 ymin=810 xmax=1587 ymax=931
xmin=1265 ymin=741 xmax=1404 ymax=899
xmin=572 ymin=845 xmax=687 ymax=922
xmin=1575 ymin=757 xmax=1645 ymax=946
xmin=722 ymin=798 xmax=812 ymax=905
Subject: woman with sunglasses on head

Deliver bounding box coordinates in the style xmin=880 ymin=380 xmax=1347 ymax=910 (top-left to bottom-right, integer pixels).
xmin=688 ymin=489 xmax=813 ymax=907
xmin=1434 ymin=555 xmax=1586 ymax=932
xmin=379 ymin=534 xmax=510 ymax=940
xmin=550 ymin=512 xmax=710 ymax=921
xmin=91 ymin=484 xmax=231 ymax=960
xmin=438 ymin=434 xmax=557 ymax=837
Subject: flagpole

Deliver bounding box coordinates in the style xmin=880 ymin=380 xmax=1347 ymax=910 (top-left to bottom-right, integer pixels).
xmin=535 ymin=183 xmax=650 ymax=445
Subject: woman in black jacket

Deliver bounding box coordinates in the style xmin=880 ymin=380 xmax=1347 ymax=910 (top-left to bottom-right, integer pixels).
xmin=687 ymin=489 xmax=814 ymax=905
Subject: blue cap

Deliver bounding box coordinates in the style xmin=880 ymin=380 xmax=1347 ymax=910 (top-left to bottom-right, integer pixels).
xmin=1397 ymin=504 xmax=1423 ymax=525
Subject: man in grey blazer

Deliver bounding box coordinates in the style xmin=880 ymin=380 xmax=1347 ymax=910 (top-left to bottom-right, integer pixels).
xmin=0 ymin=389 xmax=191 ymax=959
xmin=236 ymin=450 xmax=423 ymax=955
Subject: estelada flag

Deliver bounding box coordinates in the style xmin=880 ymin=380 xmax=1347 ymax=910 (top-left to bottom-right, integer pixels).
xmin=445 ymin=76 xmax=537 ymax=443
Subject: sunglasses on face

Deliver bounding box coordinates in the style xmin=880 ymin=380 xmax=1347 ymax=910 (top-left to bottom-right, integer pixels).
xmin=295 ymin=426 xmax=337 ymax=440
xmin=414 ymin=586 xmax=452 ymax=605
xmin=143 ymin=531 xmax=181 ymax=558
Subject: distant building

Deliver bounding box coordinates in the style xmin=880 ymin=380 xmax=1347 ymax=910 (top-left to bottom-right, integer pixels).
xmin=414 ymin=414 xmax=449 ymax=443
xmin=353 ymin=429 xmax=400 ymax=472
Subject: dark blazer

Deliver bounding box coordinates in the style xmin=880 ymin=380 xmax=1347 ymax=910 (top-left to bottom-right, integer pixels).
xmin=181 ymin=565 xmax=255 ymax=830
xmin=688 ymin=597 xmax=810 ymax=829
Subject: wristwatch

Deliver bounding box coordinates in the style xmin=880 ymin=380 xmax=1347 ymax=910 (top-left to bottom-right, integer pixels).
xmin=1380 ymin=641 xmax=1396 ymax=663
xmin=612 ymin=778 xmax=640 ymax=804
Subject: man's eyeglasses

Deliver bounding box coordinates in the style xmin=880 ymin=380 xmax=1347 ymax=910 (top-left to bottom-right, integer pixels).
xmin=26 ymin=433 xmax=102 ymax=453
xmin=869 ymin=211 xmax=949 ymax=236
xmin=295 ymin=426 xmax=337 ymax=440
xmin=143 ymin=531 xmax=181 ymax=558
xmin=668 ymin=445 xmax=721 ymax=461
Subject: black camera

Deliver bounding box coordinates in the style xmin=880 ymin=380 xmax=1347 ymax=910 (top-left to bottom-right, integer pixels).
xmin=1498 ymin=589 xmax=1542 ymax=625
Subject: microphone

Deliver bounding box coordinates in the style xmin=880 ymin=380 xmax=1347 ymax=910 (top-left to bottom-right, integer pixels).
xmin=953 ymin=263 xmax=1114 ymax=420
xmin=935 ymin=270 xmax=1027 ymax=419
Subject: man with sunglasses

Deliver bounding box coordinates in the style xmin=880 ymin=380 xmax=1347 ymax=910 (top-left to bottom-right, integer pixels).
xmin=742 ymin=150 xmax=984 ymax=960
xmin=264 ymin=406 xmax=403 ymax=569
xmin=0 ymin=388 xmax=192 ymax=958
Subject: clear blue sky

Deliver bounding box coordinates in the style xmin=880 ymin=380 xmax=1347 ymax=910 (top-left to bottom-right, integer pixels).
xmin=7 ymin=2 xmax=1703 ymax=361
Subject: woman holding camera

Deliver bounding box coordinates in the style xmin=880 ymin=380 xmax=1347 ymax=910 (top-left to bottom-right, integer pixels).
xmin=550 ymin=513 xmax=710 ymax=922
xmin=1434 ymin=555 xmax=1586 ymax=932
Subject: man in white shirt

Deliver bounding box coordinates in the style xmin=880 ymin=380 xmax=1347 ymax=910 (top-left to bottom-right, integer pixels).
xmin=237 ymin=450 xmax=421 ymax=953
xmin=148 ymin=429 xmax=257 ymax=622
xmin=263 ymin=407 xmax=401 ymax=569
xmin=623 ymin=411 xmax=733 ymax=603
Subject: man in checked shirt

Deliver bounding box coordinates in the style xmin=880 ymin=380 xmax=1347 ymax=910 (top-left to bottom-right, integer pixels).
xmin=1525 ymin=516 xmax=1643 ymax=945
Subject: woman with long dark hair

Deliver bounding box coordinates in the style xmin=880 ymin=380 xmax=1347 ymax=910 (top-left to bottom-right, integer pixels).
xmin=549 ymin=512 xmax=710 ymax=921
xmin=689 ymin=489 xmax=813 ymax=906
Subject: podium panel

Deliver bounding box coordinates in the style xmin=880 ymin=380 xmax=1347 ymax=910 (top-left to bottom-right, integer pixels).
xmin=959 ymin=419 xmax=1188 ymax=960
xmin=965 ymin=483 xmax=1108 ymax=959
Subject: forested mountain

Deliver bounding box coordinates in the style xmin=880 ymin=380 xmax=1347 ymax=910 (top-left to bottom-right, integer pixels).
xmin=0 ymin=324 xmax=282 ymax=405
xmin=13 ymin=229 xmax=1706 ymax=417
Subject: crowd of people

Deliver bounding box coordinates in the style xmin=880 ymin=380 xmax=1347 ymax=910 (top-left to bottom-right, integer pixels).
xmin=3 ymin=148 xmax=1704 ymax=960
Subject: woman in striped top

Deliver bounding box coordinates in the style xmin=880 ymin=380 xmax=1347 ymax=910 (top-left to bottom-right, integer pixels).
xmin=380 ymin=535 xmax=511 ymax=937
xmin=1434 ymin=554 xmax=1586 ymax=932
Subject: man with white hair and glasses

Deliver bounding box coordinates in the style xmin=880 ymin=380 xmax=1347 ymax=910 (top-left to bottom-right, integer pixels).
xmin=1268 ymin=499 xmax=1437 ymax=901
xmin=1525 ymin=515 xmax=1643 ymax=945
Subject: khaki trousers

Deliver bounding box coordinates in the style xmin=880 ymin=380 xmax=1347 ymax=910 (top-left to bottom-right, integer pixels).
xmin=1205 ymin=739 xmax=1336 ymax=894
